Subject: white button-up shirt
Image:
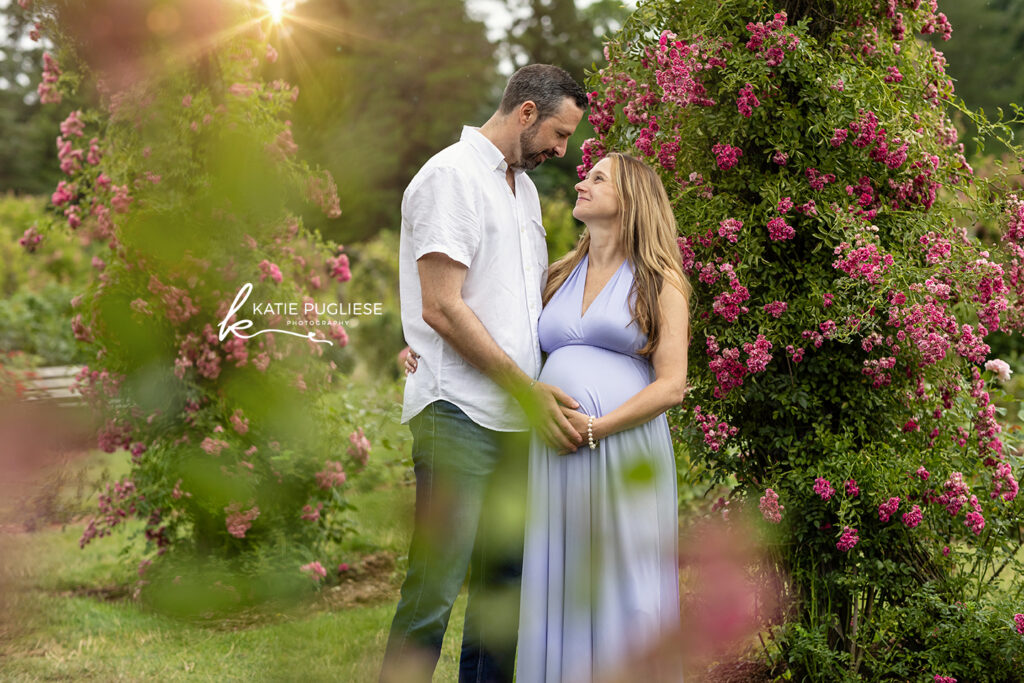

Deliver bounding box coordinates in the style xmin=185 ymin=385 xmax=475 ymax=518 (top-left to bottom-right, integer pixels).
xmin=399 ymin=126 xmax=548 ymax=431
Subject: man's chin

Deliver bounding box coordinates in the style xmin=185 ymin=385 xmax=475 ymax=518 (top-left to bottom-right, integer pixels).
xmin=524 ymin=156 xmax=547 ymax=171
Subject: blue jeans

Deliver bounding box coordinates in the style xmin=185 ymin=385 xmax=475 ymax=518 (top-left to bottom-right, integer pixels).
xmin=382 ymin=401 xmax=529 ymax=683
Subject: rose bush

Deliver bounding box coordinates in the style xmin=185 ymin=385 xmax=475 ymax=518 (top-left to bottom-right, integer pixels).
xmin=22 ymin=0 xmax=370 ymax=609
xmin=587 ymin=0 xmax=1024 ymax=678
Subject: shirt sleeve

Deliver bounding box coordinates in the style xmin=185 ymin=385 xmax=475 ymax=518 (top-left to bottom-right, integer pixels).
xmin=405 ymin=166 xmax=481 ymax=268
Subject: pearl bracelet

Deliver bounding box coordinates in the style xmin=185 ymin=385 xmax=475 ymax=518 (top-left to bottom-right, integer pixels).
xmin=587 ymin=415 xmax=599 ymax=450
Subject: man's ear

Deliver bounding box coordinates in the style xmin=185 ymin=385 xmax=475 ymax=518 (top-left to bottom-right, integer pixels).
xmin=518 ymin=100 xmax=537 ymax=126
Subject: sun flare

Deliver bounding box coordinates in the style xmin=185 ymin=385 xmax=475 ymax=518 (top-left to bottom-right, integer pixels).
xmin=264 ymin=0 xmax=285 ymax=24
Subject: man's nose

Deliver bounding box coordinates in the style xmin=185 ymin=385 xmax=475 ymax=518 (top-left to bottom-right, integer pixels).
xmin=554 ymin=140 xmax=568 ymax=157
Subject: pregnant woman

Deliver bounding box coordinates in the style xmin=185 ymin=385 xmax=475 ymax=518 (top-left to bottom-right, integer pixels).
xmin=405 ymin=152 xmax=690 ymax=681
xmin=515 ymin=152 xmax=689 ymax=682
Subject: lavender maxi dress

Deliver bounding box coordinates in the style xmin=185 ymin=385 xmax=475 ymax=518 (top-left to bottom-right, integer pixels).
xmin=516 ymin=255 xmax=681 ymax=682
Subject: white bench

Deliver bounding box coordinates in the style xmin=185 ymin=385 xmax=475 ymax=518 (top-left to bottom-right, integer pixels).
xmin=21 ymin=365 xmax=86 ymax=406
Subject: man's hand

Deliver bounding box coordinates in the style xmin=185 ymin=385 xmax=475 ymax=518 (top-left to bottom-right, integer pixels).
xmin=517 ymin=381 xmax=582 ymax=453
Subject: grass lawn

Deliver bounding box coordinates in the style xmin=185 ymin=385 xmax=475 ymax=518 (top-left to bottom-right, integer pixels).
xmin=0 ymin=452 xmax=472 ymax=682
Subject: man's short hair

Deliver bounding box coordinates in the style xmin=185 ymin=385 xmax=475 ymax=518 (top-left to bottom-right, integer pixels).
xmin=498 ymin=64 xmax=587 ymax=121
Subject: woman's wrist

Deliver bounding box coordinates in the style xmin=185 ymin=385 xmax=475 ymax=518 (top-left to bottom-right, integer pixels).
xmin=592 ymin=416 xmax=609 ymax=442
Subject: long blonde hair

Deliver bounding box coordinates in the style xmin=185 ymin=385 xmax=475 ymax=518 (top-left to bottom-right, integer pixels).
xmin=542 ymin=152 xmax=691 ymax=356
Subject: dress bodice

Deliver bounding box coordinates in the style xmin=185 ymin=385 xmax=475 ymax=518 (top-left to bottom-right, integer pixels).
xmin=538 ymin=254 xmax=648 ymax=360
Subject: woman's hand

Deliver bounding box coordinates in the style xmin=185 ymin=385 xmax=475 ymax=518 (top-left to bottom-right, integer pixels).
xmin=402 ymin=348 xmax=419 ymax=375
xmin=558 ymin=405 xmax=592 ymax=455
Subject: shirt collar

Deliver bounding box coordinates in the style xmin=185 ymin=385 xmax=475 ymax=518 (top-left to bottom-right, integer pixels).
xmin=461 ymin=125 xmax=521 ymax=175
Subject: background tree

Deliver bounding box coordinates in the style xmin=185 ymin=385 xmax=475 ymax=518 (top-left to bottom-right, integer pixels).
xmin=267 ymin=0 xmax=498 ymax=243
xmin=0 ymin=1 xmax=78 ymax=194
xmin=502 ymin=0 xmax=632 ymax=196
xmin=929 ymin=0 xmax=1024 ymax=144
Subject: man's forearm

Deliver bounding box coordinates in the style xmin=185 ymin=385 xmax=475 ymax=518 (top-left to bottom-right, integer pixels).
xmin=423 ymin=298 xmax=532 ymax=398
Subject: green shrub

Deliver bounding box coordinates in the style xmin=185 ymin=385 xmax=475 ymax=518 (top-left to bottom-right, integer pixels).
xmin=591 ymin=0 xmax=1024 ymax=678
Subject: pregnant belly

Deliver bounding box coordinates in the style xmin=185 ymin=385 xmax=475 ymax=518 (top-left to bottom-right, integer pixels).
xmin=539 ymin=344 xmax=652 ymax=416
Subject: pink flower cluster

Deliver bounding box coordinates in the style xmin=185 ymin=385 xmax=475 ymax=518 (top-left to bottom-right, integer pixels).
xmin=578 ymin=137 xmax=606 ymax=179
xmin=657 ymin=137 xmax=680 ymax=171
xmin=18 ymin=226 xmax=42 ymax=252
xmin=918 ymin=231 xmax=952 ymax=265
xmin=316 ymin=460 xmax=347 ymax=489
xmin=763 ymin=301 xmax=787 ymax=318
xmin=736 ymin=84 xmax=760 ymax=118
xmin=634 ymin=121 xmax=659 ymax=157
xmin=652 ymin=31 xmax=719 ymax=108
xmin=742 ymin=334 xmax=773 ymax=372
xmin=745 ymin=12 xmax=799 ymax=67
xmin=97 ymin=418 xmax=133 ymax=452
xmin=766 ymin=217 xmax=794 ymax=241
xmin=838 ymin=110 xmax=911 ymax=170
xmin=79 ymin=478 xmax=139 ymax=548
xmin=200 ymin=436 xmax=230 ymax=455
xmin=878 ymin=496 xmax=901 ymax=522
xmin=587 ymin=90 xmax=617 ymax=136
xmin=813 ymin=477 xmax=835 ymax=501
xmin=301 ymin=502 xmax=323 ymax=521
xmin=902 ymin=504 xmax=923 ymax=528
xmin=845 ymin=479 xmax=860 ymax=497
xmin=149 ymin=275 xmax=200 ymax=325
xmin=937 ymin=471 xmax=970 ymax=516
xmin=306 ymin=171 xmax=342 ymax=218
xmin=692 ymin=405 xmax=738 ymax=451
xmin=833 ymin=241 xmax=893 ymax=285
xmin=38 ymin=52 xmax=61 ymax=104
xmin=712 ymin=143 xmax=743 ymax=171
xmin=706 ymin=336 xmax=746 ymax=398
xmin=970 ymin=367 xmax=1004 ymax=457
xmin=266 ymin=121 xmax=299 ymax=162
xmin=230 ymin=409 xmax=250 ymax=434
xmin=921 ymin=10 xmax=952 ymax=41
xmin=991 ymin=463 xmax=1018 ymax=502
xmin=1015 ymin=613 xmax=1024 ymax=636
xmin=836 ymin=526 xmax=859 ymax=552
xmin=259 ymin=259 xmax=283 ymax=284
xmin=347 ymin=427 xmax=371 ymax=466
xmin=805 ymin=167 xmax=837 ymax=191
xmin=300 ymin=560 xmax=327 ymax=581
xmin=712 ymin=274 xmax=750 ymax=322
xmin=224 ymin=502 xmax=260 ymax=539
xmin=327 ymin=251 xmax=351 ymax=282
xmin=718 ymin=218 xmax=743 ymax=243
xmin=884 ymin=66 xmax=904 ymax=84
xmin=759 ymin=488 xmax=784 ymax=523
xmin=964 ymin=499 xmax=985 ymax=535
xmin=174 ymin=324 xmax=224 ymax=380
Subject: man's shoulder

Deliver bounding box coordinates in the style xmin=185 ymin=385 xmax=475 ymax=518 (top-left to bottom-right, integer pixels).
xmin=411 ymin=140 xmax=478 ymax=183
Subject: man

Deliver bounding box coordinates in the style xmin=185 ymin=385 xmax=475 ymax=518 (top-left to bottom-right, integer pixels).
xmin=382 ymin=64 xmax=587 ymax=683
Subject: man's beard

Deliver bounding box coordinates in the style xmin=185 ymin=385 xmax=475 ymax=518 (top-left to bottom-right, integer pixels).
xmin=511 ymin=125 xmax=554 ymax=171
